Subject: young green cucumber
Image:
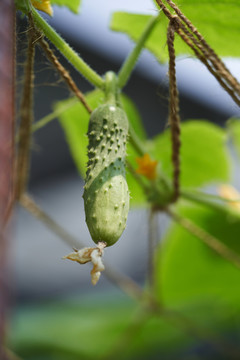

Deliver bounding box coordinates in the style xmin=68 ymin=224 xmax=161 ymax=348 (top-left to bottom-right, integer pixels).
xmin=83 ymin=103 xmax=129 ymax=246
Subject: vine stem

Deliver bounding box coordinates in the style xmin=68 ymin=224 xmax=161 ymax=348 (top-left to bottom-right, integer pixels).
xmin=128 ymin=123 xmax=147 ymax=156
xmin=118 ymin=15 xmax=160 ymax=89
xmin=31 ymin=98 xmax=78 ymax=133
xmin=147 ymin=207 xmax=159 ymax=292
xmin=166 ymin=207 xmax=240 ymax=270
xmin=181 ymin=189 xmax=240 ymax=217
xmin=30 ymin=7 xmax=104 ymax=89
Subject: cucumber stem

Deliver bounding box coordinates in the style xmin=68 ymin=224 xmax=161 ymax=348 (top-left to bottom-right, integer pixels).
xmin=104 ymin=71 xmax=119 ymax=105
xmin=28 ymin=6 xmax=104 ymax=88
xmin=118 ymin=15 xmax=160 ymax=89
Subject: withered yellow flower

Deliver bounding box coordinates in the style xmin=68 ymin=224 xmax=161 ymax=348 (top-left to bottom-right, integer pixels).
xmin=63 ymin=242 xmax=106 ymax=285
xmin=31 ymin=0 xmax=53 ymax=16
xmin=136 ymin=153 xmax=158 ymax=180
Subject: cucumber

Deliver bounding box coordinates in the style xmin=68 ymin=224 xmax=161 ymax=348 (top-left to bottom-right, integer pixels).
xmin=83 ymin=103 xmax=129 ymax=246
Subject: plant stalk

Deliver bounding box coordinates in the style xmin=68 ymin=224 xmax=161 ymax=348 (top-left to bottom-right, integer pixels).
xmin=30 ymin=7 xmax=104 ymax=89
xmin=118 ymin=15 xmax=160 ymax=89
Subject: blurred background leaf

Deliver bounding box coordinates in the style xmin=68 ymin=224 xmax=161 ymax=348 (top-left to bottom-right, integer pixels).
xmin=51 ymin=0 xmax=81 ymax=14
xmin=156 ymin=200 xmax=240 ymax=307
xmin=9 ymin=294 xmax=201 ymax=360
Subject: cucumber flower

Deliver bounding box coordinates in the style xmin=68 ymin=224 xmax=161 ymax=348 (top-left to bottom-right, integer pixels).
xmin=136 ymin=153 xmax=158 ymax=180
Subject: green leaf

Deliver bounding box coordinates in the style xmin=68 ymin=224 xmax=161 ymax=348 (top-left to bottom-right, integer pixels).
xmin=167 ymin=0 xmax=240 ymax=58
xmin=51 ymin=0 xmax=81 ymax=14
xmin=227 ymin=118 xmax=240 ymax=160
xmin=56 ymin=91 xmax=147 ymax=206
xmin=111 ymin=2 xmax=240 ymax=62
xmin=110 ymin=13 xmax=170 ymax=63
xmin=56 ymin=91 xmax=101 ymax=177
xmin=151 ymin=120 xmax=231 ymax=188
xmin=156 ymin=200 xmax=240 ymax=308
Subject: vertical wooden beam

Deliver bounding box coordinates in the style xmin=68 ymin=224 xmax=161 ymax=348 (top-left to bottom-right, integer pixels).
xmin=0 ymin=0 xmax=15 ymax=357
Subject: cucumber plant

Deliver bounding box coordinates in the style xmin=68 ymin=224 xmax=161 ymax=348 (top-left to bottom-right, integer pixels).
xmin=13 ymin=0 xmax=240 ymax=277
xmin=8 ymin=1 xmax=240 ymax=358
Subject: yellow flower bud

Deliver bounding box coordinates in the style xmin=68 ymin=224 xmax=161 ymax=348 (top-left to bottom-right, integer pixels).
xmin=31 ymin=0 xmax=53 ymax=16
xmin=136 ymin=153 xmax=158 ymax=180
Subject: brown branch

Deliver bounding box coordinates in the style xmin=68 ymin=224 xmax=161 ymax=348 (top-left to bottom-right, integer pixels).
xmin=38 ymin=37 xmax=92 ymax=114
xmin=167 ymin=18 xmax=181 ymax=202
xmin=176 ymin=28 xmax=240 ymax=106
xmin=165 ymin=0 xmax=240 ymax=94
xmin=156 ymin=0 xmax=240 ymax=106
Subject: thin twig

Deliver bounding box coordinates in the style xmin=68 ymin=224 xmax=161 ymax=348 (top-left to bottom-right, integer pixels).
xmin=147 ymin=207 xmax=159 ymax=292
xmin=167 ymin=207 xmax=240 ymax=270
xmin=38 ymin=37 xmax=92 ymax=114
xmin=19 ymin=193 xmax=81 ymax=248
xmin=19 ymin=193 xmax=143 ymax=300
xmin=167 ymin=18 xmax=181 ymax=201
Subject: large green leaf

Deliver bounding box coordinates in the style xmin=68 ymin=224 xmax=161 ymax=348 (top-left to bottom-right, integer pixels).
xmin=51 ymin=0 xmax=81 ymax=14
xmin=151 ymin=120 xmax=231 ymax=188
xmin=156 ymin=200 xmax=240 ymax=308
xmin=56 ymin=91 xmax=147 ymax=206
xmin=111 ymin=1 xmax=240 ymax=62
xmin=111 ymin=13 xmax=171 ymax=63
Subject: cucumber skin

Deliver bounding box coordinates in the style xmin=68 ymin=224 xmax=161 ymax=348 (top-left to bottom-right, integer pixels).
xmin=83 ymin=104 xmax=129 ymax=247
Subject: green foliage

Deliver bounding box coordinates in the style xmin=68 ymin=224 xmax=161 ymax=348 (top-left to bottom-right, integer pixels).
xmin=151 ymin=120 xmax=231 ymax=188
xmin=57 ymin=91 xmax=147 ymax=206
xmin=9 ymin=296 xmax=197 ymax=360
xmin=111 ymin=13 xmax=171 ymax=63
xmin=156 ymin=200 xmax=240 ymax=308
xmin=111 ymin=0 xmax=240 ymax=62
xmin=51 ymin=0 xmax=81 ymax=14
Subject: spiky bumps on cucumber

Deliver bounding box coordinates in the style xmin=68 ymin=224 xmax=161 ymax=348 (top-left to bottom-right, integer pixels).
xmin=83 ymin=73 xmax=129 ymax=246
